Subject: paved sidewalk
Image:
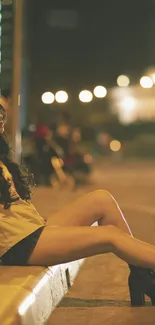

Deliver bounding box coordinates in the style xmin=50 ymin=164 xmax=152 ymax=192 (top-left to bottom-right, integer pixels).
xmin=32 ymin=161 xmax=155 ymax=325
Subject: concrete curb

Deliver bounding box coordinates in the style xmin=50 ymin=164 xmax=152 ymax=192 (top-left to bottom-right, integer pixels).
xmin=18 ymin=259 xmax=85 ymax=325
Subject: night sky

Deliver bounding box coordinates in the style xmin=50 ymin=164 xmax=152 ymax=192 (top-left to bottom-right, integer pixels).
xmin=27 ymin=0 xmax=154 ymax=116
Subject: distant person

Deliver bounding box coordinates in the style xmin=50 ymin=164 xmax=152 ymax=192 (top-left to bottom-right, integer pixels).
xmin=21 ymin=130 xmax=36 ymax=175
xmin=1 ymin=102 xmax=155 ymax=307
xmin=33 ymin=124 xmax=50 ymax=184
xmin=55 ymin=122 xmax=71 ymax=156
xmin=40 ymin=128 xmax=62 ymax=186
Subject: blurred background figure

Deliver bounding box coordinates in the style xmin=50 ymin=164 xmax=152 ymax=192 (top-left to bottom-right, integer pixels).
xmin=33 ymin=124 xmax=49 ymax=185
xmin=38 ymin=127 xmax=64 ymax=186
xmin=62 ymin=127 xmax=93 ymax=185
xmin=21 ymin=130 xmax=36 ymax=175
xmin=55 ymin=122 xmax=71 ymax=158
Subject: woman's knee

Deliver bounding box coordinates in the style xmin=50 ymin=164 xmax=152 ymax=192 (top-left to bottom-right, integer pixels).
xmin=87 ymin=190 xmax=114 ymax=213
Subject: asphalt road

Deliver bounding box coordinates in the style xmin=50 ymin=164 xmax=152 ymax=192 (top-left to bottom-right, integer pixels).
xmin=32 ymin=160 xmax=155 ymax=325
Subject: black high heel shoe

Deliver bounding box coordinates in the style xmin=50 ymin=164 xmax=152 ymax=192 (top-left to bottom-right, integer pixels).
xmin=128 ymin=266 xmax=155 ymax=306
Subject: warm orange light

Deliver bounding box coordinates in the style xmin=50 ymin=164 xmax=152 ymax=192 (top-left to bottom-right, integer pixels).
xmin=110 ymin=140 xmax=121 ymax=152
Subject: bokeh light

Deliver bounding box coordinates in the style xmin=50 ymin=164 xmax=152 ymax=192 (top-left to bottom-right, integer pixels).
xmin=140 ymin=76 xmax=153 ymax=89
xmin=41 ymin=92 xmax=55 ymax=104
xmin=120 ymin=97 xmax=136 ymax=110
xmin=110 ymin=140 xmax=121 ymax=152
xmin=93 ymin=86 xmax=107 ymax=98
xmin=145 ymin=67 xmax=155 ymax=84
xmin=117 ymin=75 xmax=130 ymax=87
xmin=55 ymin=90 xmax=68 ymax=103
xmin=150 ymin=73 xmax=155 ymax=84
xmin=79 ymin=90 xmax=93 ymax=103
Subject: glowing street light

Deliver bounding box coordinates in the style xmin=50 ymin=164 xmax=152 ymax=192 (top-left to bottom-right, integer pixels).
xmin=150 ymin=73 xmax=155 ymax=84
xmin=145 ymin=67 xmax=155 ymax=84
xmin=140 ymin=76 xmax=153 ymax=89
xmin=117 ymin=75 xmax=130 ymax=87
xmin=94 ymin=86 xmax=107 ymax=98
xmin=79 ymin=90 xmax=93 ymax=103
xmin=120 ymin=97 xmax=136 ymax=110
xmin=119 ymin=96 xmax=137 ymax=124
xmin=55 ymin=90 xmax=68 ymax=103
xmin=41 ymin=92 xmax=55 ymax=104
xmin=110 ymin=140 xmax=121 ymax=152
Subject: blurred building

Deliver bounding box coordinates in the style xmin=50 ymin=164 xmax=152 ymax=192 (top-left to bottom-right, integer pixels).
xmin=109 ymin=86 xmax=155 ymax=124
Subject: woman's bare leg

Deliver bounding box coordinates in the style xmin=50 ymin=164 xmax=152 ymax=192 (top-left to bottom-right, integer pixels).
xmin=28 ymin=225 xmax=113 ymax=265
xmin=47 ymin=190 xmax=132 ymax=235
xmin=28 ymin=189 xmax=155 ymax=268
xmin=28 ymin=224 xmax=155 ymax=269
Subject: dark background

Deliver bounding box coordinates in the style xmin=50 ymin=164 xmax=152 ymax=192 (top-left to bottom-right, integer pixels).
xmin=26 ymin=0 xmax=155 ymax=125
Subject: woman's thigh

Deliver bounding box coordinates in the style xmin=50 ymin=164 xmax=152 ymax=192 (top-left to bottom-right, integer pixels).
xmin=27 ymin=224 xmax=113 ymax=266
xmin=46 ymin=190 xmax=114 ymax=227
xmin=46 ymin=190 xmax=104 ymax=227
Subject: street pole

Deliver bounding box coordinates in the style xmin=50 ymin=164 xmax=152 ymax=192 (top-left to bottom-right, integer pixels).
xmin=11 ymin=0 xmax=23 ymax=162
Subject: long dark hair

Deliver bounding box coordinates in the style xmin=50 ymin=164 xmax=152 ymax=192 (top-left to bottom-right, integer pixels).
xmin=0 ymin=133 xmax=33 ymax=208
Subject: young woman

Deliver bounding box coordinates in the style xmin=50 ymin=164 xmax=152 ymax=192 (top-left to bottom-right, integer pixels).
xmin=0 ymin=103 xmax=155 ymax=307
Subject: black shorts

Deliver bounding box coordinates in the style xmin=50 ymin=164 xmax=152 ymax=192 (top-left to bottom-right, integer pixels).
xmin=1 ymin=227 xmax=45 ymax=266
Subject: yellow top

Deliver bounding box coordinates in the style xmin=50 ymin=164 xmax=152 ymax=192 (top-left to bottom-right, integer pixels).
xmin=0 ymin=161 xmax=45 ymax=257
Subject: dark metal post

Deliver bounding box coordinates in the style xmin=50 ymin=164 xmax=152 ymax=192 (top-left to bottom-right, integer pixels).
xmin=11 ymin=0 xmax=23 ymax=162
